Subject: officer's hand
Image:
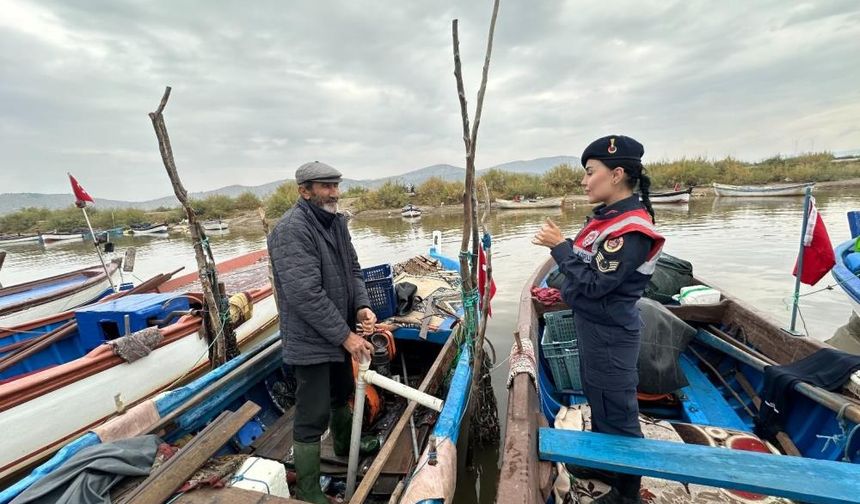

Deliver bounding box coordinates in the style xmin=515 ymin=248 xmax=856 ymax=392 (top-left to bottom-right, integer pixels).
xmin=357 ymin=307 xmax=377 ymax=335
xmin=343 ymin=332 xmax=373 ymax=362
xmin=532 ymin=218 xmax=565 ymax=248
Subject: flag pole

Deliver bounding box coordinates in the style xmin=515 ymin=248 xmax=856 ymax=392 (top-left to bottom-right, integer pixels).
xmin=79 ymin=204 xmax=117 ymax=293
xmin=789 ymin=186 xmax=813 ymax=334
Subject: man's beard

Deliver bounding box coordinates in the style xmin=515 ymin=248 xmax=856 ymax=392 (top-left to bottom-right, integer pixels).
xmin=310 ymin=194 xmax=338 ymax=214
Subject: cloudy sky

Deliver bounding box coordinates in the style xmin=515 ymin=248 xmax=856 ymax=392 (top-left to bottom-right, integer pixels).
xmin=2 ymin=1 xmax=859 ymax=201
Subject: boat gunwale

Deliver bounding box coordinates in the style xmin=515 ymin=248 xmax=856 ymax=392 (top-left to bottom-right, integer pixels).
xmin=0 ymin=259 xmax=122 ymax=316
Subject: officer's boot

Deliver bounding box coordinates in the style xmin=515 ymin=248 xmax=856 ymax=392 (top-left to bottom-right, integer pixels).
xmin=292 ymin=441 xmax=329 ymax=504
xmin=591 ymin=474 xmax=642 ymax=504
xmin=330 ymin=405 xmax=380 ymax=457
xmin=565 ymin=464 xmax=617 ymax=486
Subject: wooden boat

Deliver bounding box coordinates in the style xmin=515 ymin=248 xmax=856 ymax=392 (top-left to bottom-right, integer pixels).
xmin=0 ymin=247 xmax=474 ymax=504
xmin=713 ymin=182 xmax=814 ymax=197
xmin=832 ymin=212 xmax=860 ymax=317
xmin=202 ymin=219 xmax=229 ymax=231
xmin=648 ymin=186 xmax=692 ymax=204
xmin=0 ymin=271 xmax=179 ymax=382
xmin=401 ymin=204 xmax=422 ymax=218
xmin=39 ymin=232 xmax=83 ymax=243
xmin=82 ymin=226 xmax=124 ymax=241
xmin=128 ymin=223 xmax=169 ymax=235
xmin=0 ymin=234 xmax=41 ymax=246
xmin=0 ymin=260 xmax=122 ymax=328
xmin=497 ymin=257 xmax=860 ymax=504
xmin=496 ymin=196 xmax=563 ymax=210
xmin=0 ymin=250 xmax=278 ymax=487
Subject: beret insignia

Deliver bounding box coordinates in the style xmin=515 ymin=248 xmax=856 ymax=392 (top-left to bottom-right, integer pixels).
xmin=608 ymin=137 xmax=617 ymax=154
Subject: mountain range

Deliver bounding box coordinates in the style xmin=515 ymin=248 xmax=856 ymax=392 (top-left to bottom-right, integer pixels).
xmin=0 ymin=155 xmax=579 ymax=214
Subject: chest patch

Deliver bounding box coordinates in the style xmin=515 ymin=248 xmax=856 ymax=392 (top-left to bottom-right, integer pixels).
xmin=581 ymin=230 xmax=599 ymax=247
xmin=603 ymin=236 xmax=624 ymax=253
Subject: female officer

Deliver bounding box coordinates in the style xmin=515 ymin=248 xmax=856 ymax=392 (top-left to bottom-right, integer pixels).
xmin=533 ymin=135 xmax=664 ymax=504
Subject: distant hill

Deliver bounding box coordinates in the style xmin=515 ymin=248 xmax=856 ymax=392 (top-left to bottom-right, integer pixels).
xmin=0 ymin=155 xmax=577 ymax=214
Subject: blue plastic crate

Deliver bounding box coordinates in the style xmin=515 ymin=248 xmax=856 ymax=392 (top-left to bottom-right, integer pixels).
xmin=361 ymin=264 xmax=397 ymax=320
xmin=541 ymin=309 xmax=582 ymax=393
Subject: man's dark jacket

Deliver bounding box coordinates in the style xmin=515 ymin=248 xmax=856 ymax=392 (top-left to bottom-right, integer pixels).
xmin=267 ymin=198 xmax=371 ymax=365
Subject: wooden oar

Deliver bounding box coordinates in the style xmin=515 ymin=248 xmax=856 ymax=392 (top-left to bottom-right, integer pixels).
xmin=695 ymin=329 xmax=860 ymax=425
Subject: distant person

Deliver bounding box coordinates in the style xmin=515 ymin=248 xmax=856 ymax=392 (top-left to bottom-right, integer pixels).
xmin=267 ymin=161 xmax=376 ymax=504
xmin=532 ymin=135 xmax=663 ymax=504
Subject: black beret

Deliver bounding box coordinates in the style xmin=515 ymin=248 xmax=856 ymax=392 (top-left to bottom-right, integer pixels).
xmin=580 ymin=135 xmax=644 ymax=167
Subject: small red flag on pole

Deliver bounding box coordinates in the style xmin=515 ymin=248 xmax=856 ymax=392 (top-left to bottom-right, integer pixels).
xmin=68 ymin=173 xmax=95 ymax=207
xmin=67 ymin=173 xmax=116 ymax=292
xmin=792 ymin=196 xmax=836 ymax=286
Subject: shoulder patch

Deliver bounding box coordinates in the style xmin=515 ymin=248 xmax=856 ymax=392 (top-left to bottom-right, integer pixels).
xmin=582 ymin=230 xmax=599 ymax=247
xmin=595 ymin=251 xmax=620 ymax=273
xmin=603 ymin=236 xmax=624 ymax=253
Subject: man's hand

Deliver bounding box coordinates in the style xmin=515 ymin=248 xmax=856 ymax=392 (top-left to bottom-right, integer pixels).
xmin=343 ymin=332 xmax=373 ymax=362
xmin=532 ymin=217 xmax=565 ymax=248
xmin=357 ymin=307 xmax=377 ymax=335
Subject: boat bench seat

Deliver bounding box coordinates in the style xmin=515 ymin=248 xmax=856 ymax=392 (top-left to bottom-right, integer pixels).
xmin=538 ymin=427 xmax=860 ymax=504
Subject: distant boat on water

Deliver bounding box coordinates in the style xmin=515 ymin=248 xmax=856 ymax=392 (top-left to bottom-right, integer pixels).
xmin=649 ymin=186 xmax=693 ymax=204
xmin=128 ymin=223 xmax=169 ymax=235
xmin=0 ymin=234 xmax=41 ymax=246
xmin=400 ymin=204 xmax=422 ymax=218
xmin=495 ymin=196 xmax=563 ymax=210
xmin=202 ymin=219 xmax=229 ymax=231
xmin=39 ymin=232 xmax=83 ymax=244
xmin=713 ymin=182 xmax=814 ymax=197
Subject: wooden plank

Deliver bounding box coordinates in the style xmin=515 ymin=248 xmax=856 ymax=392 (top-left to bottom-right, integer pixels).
xmin=349 ymin=329 xmax=457 ymax=502
xmin=250 ymin=407 xmax=295 ymax=461
xmin=539 ymin=428 xmax=860 ymax=504
xmin=496 ymin=257 xmax=555 ymax=504
xmin=122 ymin=401 xmax=261 ymax=504
xmin=678 ymin=354 xmax=748 ymax=431
xmin=172 ymin=486 xmax=308 ymax=503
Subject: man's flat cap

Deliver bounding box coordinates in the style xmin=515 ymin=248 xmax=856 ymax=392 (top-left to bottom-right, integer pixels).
xmin=295 ymin=161 xmax=343 ymax=185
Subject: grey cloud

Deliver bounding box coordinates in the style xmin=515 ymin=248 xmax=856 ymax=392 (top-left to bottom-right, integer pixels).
xmin=1 ymin=0 xmax=858 ymax=200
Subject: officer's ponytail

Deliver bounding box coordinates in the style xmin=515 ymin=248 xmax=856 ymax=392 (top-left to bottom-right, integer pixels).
xmin=606 ymin=159 xmax=657 ymax=223
xmin=638 ymin=171 xmax=656 ymax=223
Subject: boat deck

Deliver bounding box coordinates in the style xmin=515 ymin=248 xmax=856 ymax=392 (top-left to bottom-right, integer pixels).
xmin=0 ymin=275 xmax=89 ymax=309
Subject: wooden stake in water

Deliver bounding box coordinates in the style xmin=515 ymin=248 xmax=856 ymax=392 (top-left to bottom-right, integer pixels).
xmin=789 ymin=186 xmax=813 ymax=334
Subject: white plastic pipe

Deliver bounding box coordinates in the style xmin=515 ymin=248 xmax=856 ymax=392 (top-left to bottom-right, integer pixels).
xmin=364 ymin=369 xmax=444 ymax=412
xmin=345 ymin=359 xmax=369 ymax=500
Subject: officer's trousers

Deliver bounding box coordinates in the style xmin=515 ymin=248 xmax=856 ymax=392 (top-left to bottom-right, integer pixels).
xmin=574 ymin=314 xmax=643 ymax=497
xmin=293 ymin=358 xmax=354 ymax=443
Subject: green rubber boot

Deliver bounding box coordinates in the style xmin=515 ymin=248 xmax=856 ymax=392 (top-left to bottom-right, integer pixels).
xmin=292 ymin=441 xmax=328 ymax=504
xmin=330 ymin=405 xmax=380 ymax=457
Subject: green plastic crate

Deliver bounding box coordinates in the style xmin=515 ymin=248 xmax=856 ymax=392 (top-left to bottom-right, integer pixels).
xmin=543 ymin=310 xmax=577 ymax=342
xmin=541 ymin=309 xmax=582 ymax=393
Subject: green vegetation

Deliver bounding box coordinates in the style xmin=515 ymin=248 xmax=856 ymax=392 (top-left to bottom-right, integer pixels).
xmin=2 ymin=153 xmax=858 ymax=232
xmin=645 ymin=153 xmax=858 ymax=187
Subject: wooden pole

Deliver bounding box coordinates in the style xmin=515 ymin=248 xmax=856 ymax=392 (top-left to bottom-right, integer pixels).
xmin=148 ymin=87 xmax=227 ymax=366
xmin=452 ymin=19 xmax=474 ymax=293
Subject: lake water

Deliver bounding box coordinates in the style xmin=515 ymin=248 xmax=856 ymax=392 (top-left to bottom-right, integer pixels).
xmin=1 ymin=188 xmax=858 ymax=502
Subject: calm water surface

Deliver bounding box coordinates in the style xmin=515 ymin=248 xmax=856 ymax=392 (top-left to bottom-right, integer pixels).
xmin=1 ymin=189 xmax=857 ymax=502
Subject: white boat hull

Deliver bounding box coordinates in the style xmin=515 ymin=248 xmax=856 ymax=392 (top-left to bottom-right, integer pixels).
xmin=649 ymin=192 xmax=691 ymax=204
xmin=40 ymin=233 xmax=82 ymax=243
xmin=202 ymin=222 xmax=228 ymax=231
xmin=713 ymin=182 xmax=814 ymax=197
xmin=130 ymin=224 xmax=169 ymax=235
xmin=401 ymin=210 xmax=422 ymax=218
xmin=0 ymin=236 xmax=40 ymax=246
xmin=495 ymin=196 xmax=563 ymax=209
xmin=0 ymin=270 xmax=119 ymax=327
xmin=0 ymin=294 xmax=278 ymax=479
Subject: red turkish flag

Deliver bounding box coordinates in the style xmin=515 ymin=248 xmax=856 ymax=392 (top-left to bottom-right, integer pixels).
xmin=792 ymin=198 xmax=836 ymax=285
xmin=68 ymin=173 xmax=95 ymax=207
xmin=478 ymin=246 xmax=497 ymax=316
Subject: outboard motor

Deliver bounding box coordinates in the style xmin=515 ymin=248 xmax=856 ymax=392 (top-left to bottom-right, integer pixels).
xmin=369 ymin=331 xmax=395 ymax=378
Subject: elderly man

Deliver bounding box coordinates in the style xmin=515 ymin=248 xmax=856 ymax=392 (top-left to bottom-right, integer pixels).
xmin=267 ymin=161 xmax=376 ymax=503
